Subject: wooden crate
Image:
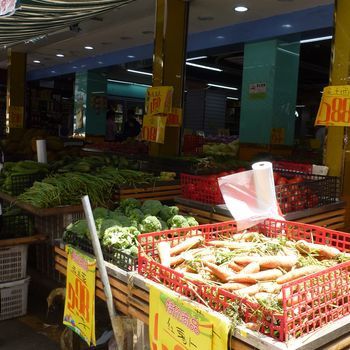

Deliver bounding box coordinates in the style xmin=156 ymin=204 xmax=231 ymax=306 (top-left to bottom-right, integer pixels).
xmin=115 ymin=181 xmax=181 ymax=202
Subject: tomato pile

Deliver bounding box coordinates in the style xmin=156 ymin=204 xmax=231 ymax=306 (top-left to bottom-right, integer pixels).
xmin=274 ymin=172 xmax=319 ymax=213
xmin=181 ymin=170 xmax=321 ymax=213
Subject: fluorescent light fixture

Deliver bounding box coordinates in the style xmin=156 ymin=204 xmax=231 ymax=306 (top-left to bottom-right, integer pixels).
xmin=56 ymin=53 xmax=64 ymax=57
xmin=98 ymin=61 xmax=103 ymax=64
xmin=234 ymin=6 xmax=248 ymax=12
xmin=208 ymin=83 xmax=238 ymax=91
xmin=227 ymin=97 xmax=239 ymax=100
xmin=127 ymin=69 xmax=153 ymax=76
xmin=186 ymin=62 xmax=222 ymax=72
xmin=127 ymin=55 xmax=136 ymax=58
xmin=300 ymin=35 xmax=332 ymax=44
xmin=296 ymin=104 xmax=306 ymax=108
xmin=216 ymin=35 xmax=225 ymax=39
xmin=84 ymin=46 xmax=94 ymax=50
xmin=33 ymin=60 xmax=41 ymax=64
xmin=282 ymin=24 xmax=292 ymax=28
xmin=186 ymin=56 xmax=207 ymax=61
xmin=107 ymin=79 xmax=151 ymax=88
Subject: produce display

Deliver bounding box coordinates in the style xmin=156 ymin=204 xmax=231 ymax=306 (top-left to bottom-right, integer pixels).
xmin=17 ymin=168 xmax=161 ymax=208
xmin=0 ymin=161 xmax=49 ymax=195
xmin=138 ymin=220 xmax=350 ymax=341
xmin=63 ymin=199 xmax=199 ymax=258
xmin=84 ymin=140 xmax=148 ymax=155
xmin=202 ymin=139 xmax=239 ymax=157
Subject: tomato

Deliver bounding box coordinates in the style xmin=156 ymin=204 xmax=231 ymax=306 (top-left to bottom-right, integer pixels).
xmin=294 ymin=200 xmax=306 ymax=211
xmin=288 ymin=176 xmax=304 ymax=184
xmin=273 ymin=172 xmax=280 ymax=183
xmin=309 ymin=194 xmax=319 ymax=207
xmin=281 ymin=202 xmax=292 ymax=213
xmin=277 ymin=177 xmax=288 ymax=186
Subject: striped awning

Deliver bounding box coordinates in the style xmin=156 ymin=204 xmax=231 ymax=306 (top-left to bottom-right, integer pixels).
xmin=0 ymin=0 xmax=135 ymax=47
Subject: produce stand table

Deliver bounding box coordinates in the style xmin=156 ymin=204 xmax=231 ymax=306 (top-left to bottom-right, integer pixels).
xmin=54 ymin=242 xmax=350 ymax=350
xmin=175 ymin=197 xmax=346 ymax=230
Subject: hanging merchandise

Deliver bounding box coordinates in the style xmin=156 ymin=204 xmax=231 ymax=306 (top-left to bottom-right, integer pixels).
xmin=315 ymin=85 xmax=350 ymax=126
xmin=63 ymin=246 xmax=96 ymax=346
xmin=218 ymin=161 xmax=284 ymax=231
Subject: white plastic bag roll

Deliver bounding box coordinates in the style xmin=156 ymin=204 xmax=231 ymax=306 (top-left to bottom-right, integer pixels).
xmin=36 ymin=139 xmax=47 ymax=164
xmin=252 ymin=161 xmax=277 ymax=210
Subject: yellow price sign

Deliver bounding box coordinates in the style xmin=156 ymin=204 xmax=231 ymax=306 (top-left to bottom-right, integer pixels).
xmin=146 ymin=86 xmax=173 ymax=115
xmin=149 ymin=284 xmax=231 ymax=350
xmin=142 ymin=114 xmax=167 ymax=144
xmin=315 ymin=85 xmax=350 ymax=126
xmin=63 ymin=246 xmax=96 ymax=346
xmin=166 ymin=107 xmax=183 ymax=127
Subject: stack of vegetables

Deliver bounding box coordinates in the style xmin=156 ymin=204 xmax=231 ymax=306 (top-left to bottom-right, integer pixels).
xmin=17 ymin=168 xmax=162 ymax=208
xmin=63 ymin=199 xmax=199 ymax=258
xmin=0 ymin=161 xmax=49 ymax=195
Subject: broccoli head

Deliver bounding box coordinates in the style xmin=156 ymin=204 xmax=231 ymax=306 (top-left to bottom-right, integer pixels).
xmin=102 ymin=226 xmax=135 ymax=249
xmin=93 ymin=207 xmax=109 ymax=219
xmin=141 ymin=200 xmax=163 ymax=216
xmin=96 ymin=218 xmax=119 ymax=239
xmin=65 ymin=219 xmax=89 ymax=239
xmin=120 ymin=198 xmax=141 ymax=215
xmin=159 ymin=205 xmax=179 ymax=222
xmin=167 ymin=215 xmax=190 ymax=229
xmin=128 ymin=208 xmax=144 ymax=227
xmin=140 ymin=215 xmax=162 ymax=233
xmin=186 ymin=216 xmax=199 ymax=227
xmin=158 ymin=218 xmax=168 ymax=231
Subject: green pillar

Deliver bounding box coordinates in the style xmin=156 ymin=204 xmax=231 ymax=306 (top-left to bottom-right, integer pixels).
xmin=239 ymin=39 xmax=300 ymax=146
xmin=74 ymin=70 xmax=107 ymax=136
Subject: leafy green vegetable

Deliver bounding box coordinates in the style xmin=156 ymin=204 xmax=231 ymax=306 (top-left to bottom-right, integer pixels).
xmin=159 ymin=205 xmax=179 ymax=222
xmin=93 ymin=207 xmax=109 ymax=219
xmin=186 ymin=216 xmax=199 ymax=227
xmin=140 ymin=215 xmax=163 ymax=233
xmin=168 ymin=215 xmax=190 ymax=229
xmin=141 ymin=200 xmax=163 ymax=216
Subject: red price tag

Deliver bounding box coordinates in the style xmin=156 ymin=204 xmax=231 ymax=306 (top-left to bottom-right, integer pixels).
xmin=318 ymin=97 xmax=350 ymax=124
xmin=142 ymin=125 xmax=158 ymax=142
xmin=67 ymin=277 xmax=90 ymax=322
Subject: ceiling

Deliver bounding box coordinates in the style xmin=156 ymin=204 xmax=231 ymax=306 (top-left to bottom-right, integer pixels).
xmin=0 ymin=0 xmax=333 ymax=71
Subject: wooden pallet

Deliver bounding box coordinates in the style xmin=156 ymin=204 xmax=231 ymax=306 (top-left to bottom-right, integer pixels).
xmin=115 ymin=181 xmax=181 ymax=202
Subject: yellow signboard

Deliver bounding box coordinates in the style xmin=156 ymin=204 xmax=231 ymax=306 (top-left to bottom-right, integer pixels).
xmin=142 ymin=114 xmax=167 ymax=144
xmin=146 ymin=86 xmax=173 ymax=116
xmin=166 ymin=107 xmax=183 ymax=127
xmin=149 ymin=283 xmax=231 ymax=350
xmin=9 ymin=106 xmax=24 ymax=128
xmin=315 ymin=85 xmax=350 ymax=126
xmin=63 ymin=246 xmax=96 ymax=346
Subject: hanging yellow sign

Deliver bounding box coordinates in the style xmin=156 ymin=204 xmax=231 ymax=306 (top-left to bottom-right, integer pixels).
xmin=63 ymin=246 xmax=96 ymax=346
xmin=149 ymin=283 xmax=231 ymax=350
xmin=141 ymin=114 xmax=167 ymax=143
xmin=166 ymin=107 xmax=183 ymax=127
xmin=146 ymin=86 xmax=173 ymax=116
xmin=315 ymin=85 xmax=350 ymax=126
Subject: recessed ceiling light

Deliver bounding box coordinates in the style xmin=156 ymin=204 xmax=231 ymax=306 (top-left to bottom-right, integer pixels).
xmin=33 ymin=60 xmax=41 ymax=64
xmin=84 ymin=46 xmax=94 ymax=50
xmin=56 ymin=53 xmax=64 ymax=57
xmin=282 ymin=24 xmax=292 ymax=28
xmin=98 ymin=61 xmax=103 ymax=64
xmin=216 ymin=35 xmax=225 ymax=40
xmin=234 ymin=6 xmax=248 ymax=12
xmin=127 ymin=55 xmax=135 ymax=59
xmin=51 ymin=70 xmax=56 ymax=73
xmin=198 ymin=16 xmax=214 ymax=21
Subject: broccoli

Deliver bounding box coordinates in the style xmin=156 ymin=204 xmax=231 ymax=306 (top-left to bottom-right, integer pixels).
xmin=167 ymin=215 xmax=190 ymax=229
xmin=65 ymin=219 xmax=89 ymax=239
xmin=186 ymin=216 xmax=199 ymax=227
xmin=128 ymin=208 xmax=144 ymax=226
xmin=93 ymin=207 xmax=109 ymax=219
xmin=141 ymin=200 xmax=163 ymax=216
xmin=158 ymin=218 xmax=168 ymax=231
xmin=159 ymin=205 xmax=179 ymax=222
xmin=96 ymin=219 xmax=119 ymax=239
xmin=102 ymin=226 xmax=136 ymax=249
xmin=140 ymin=215 xmax=162 ymax=233
xmin=120 ymin=198 xmax=141 ymax=215
xmin=114 ymin=215 xmax=132 ymax=227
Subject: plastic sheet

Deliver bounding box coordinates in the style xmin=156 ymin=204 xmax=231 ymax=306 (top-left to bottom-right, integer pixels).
xmin=218 ymin=161 xmax=284 ymax=231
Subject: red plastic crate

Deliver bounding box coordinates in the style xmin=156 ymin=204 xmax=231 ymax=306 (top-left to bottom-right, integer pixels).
xmin=180 ymin=173 xmax=223 ymax=204
xmin=273 ymin=161 xmax=313 ymax=174
xmin=138 ymin=219 xmax=350 ymax=341
xmin=182 ymin=135 xmax=205 ymax=155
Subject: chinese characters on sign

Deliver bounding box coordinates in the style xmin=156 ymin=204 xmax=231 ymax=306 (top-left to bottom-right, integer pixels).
xmin=142 ymin=114 xmax=167 ymax=143
xmin=166 ymin=108 xmax=183 ymax=127
xmin=145 ymin=86 xmax=173 ymax=116
xmin=249 ymin=82 xmax=267 ymax=98
xmin=63 ymin=246 xmax=96 ymax=346
xmin=149 ymin=284 xmax=231 ymax=350
xmin=315 ymin=85 xmax=350 ymax=126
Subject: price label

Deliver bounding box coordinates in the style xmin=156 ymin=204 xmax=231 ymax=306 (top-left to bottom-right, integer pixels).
xmin=63 ymin=246 xmax=96 ymax=346
xmin=145 ymin=86 xmax=173 ymax=116
xmin=142 ymin=114 xmax=167 ymax=143
xmin=166 ymin=108 xmax=183 ymax=127
xmin=149 ymin=284 xmax=230 ymax=350
xmin=316 ymin=85 xmax=350 ymax=126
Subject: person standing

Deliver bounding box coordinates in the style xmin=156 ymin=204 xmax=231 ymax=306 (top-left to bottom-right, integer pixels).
xmin=105 ymin=109 xmax=117 ymax=141
xmin=123 ymin=109 xmax=141 ymax=139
